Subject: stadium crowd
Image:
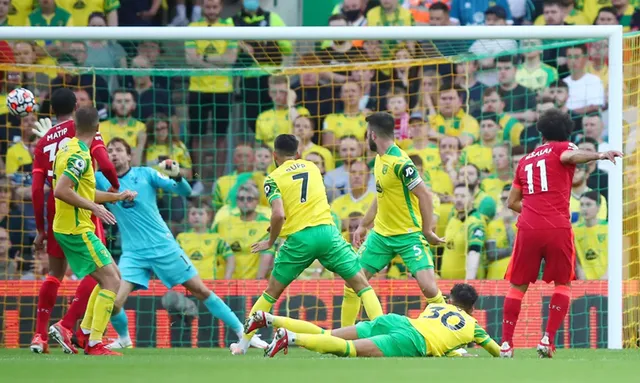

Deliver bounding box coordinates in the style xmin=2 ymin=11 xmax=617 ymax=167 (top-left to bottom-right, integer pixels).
xmin=0 ymin=0 xmax=626 ymax=282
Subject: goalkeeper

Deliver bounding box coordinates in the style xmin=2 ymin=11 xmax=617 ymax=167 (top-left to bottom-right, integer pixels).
xmin=248 ymin=283 xmax=501 ymax=358
xmin=96 ymin=138 xmax=266 ymax=350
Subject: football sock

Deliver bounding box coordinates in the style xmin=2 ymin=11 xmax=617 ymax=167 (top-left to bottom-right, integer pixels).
xmin=61 ymin=276 xmax=98 ymax=330
xmin=110 ymin=309 xmax=130 ymax=340
xmin=88 ymin=289 xmax=116 ymax=346
xmin=292 ymin=333 xmax=357 ymax=357
xmin=341 ymin=286 xmax=361 ymax=327
xmin=426 ymin=289 xmax=445 ymax=305
xmin=545 ymin=285 xmax=571 ymax=343
xmin=239 ymin=292 xmax=276 ymax=349
xmin=272 ymin=315 xmax=328 ymax=335
xmin=80 ymin=285 xmax=101 ymax=334
xmin=202 ymin=292 xmax=243 ymax=334
xmin=501 ymin=287 xmax=525 ymax=344
xmin=357 ymin=287 xmax=383 ymax=321
xmin=35 ymin=275 xmax=61 ymax=337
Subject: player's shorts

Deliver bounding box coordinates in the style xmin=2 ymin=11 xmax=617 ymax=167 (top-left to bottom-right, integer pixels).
xmin=119 ymin=248 xmax=197 ymax=290
xmin=355 ymin=313 xmax=427 ymax=357
xmin=47 ymin=204 xmax=106 ymax=259
xmin=272 ymin=224 xmax=361 ymax=286
xmin=53 ymin=231 xmax=112 ymax=279
xmin=359 ymin=230 xmax=434 ymax=275
xmin=505 ymin=228 xmax=575 ymax=285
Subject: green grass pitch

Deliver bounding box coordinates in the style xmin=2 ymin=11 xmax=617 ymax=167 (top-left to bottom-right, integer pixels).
xmin=1 ymin=348 xmax=638 ymax=383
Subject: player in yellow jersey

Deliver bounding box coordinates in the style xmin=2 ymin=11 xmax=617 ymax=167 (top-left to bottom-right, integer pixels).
xmin=231 ymin=134 xmax=383 ymax=355
xmin=341 ymin=112 xmax=446 ymax=328
xmin=253 ymin=283 xmax=500 ymax=358
xmin=52 ymin=107 xmax=136 ymax=356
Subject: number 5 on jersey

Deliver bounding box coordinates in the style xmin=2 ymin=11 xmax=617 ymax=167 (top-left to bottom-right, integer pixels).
xmin=524 ymin=159 xmax=548 ymax=194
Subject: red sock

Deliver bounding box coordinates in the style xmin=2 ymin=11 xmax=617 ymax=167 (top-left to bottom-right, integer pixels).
xmin=60 ymin=276 xmax=98 ymax=330
xmin=35 ymin=276 xmax=61 ymax=337
xmin=501 ymin=287 xmax=525 ymax=345
xmin=545 ymin=285 xmax=571 ymax=344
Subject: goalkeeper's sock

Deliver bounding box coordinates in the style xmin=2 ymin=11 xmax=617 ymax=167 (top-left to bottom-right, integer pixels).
xmin=426 ymin=289 xmax=445 ymax=305
xmin=202 ymin=292 xmax=243 ymax=334
xmin=341 ymin=286 xmax=361 ymax=327
xmin=80 ymin=285 xmax=101 ymax=334
xmin=272 ymin=314 xmax=329 ymax=335
xmin=292 ymin=333 xmax=357 ymax=357
xmin=501 ymin=287 xmax=525 ymax=344
xmin=545 ymin=285 xmax=571 ymax=343
xmin=357 ymin=286 xmax=383 ymax=321
xmin=35 ymin=275 xmax=60 ymax=337
xmin=61 ymin=276 xmax=97 ymax=330
xmin=88 ymin=289 xmax=116 ymax=347
xmin=239 ymin=292 xmax=276 ymax=350
xmin=110 ymin=309 xmax=130 ymax=341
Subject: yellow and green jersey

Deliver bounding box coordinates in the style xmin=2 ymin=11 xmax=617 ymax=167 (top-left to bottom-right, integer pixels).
xmin=8 ymin=0 xmax=36 ymax=26
xmin=480 ymin=175 xmax=512 ymax=203
xmin=485 ymin=219 xmax=516 ymax=279
xmin=27 ymin=5 xmax=74 ymax=26
xmin=405 ymin=144 xmax=441 ymax=170
xmin=322 ymin=112 xmax=368 ymax=142
xmin=5 ymin=141 xmax=33 ymax=175
xmin=52 ymin=138 xmax=96 ymax=235
xmin=534 ymin=8 xmax=589 ymax=25
xmin=330 ymin=191 xmax=376 ymax=221
xmin=145 ymin=142 xmax=192 ymax=170
xmin=57 ymin=0 xmax=120 ymax=26
xmin=176 ymin=230 xmax=232 ymax=280
xmin=516 ymin=63 xmax=559 ymax=91
xmin=264 ymin=159 xmax=334 ymax=238
xmin=460 ymin=143 xmax=493 ymax=173
xmin=185 ymin=17 xmax=236 ymax=93
xmin=570 ymin=189 xmax=607 ymax=223
xmin=573 ymin=220 xmax=608 ymax=280
xmin=429 ymin=109 xmax=479 ymax=144
xmin=212 ymin=171 xmax=268 ymax=210
xmin=498 ymin=113 xmax=524 ymax=147
xmin=100 ymin=118 xmax=146 ymax=149
xmin=256 ymin=107 xmax=310 ymax=149
xmin=212 ymin=211 xmax=274 ymax=279
xmin=440 ymin=210 xmax=486 ymax=279
xmin=373 ymin=145 xmax=423 ymax=237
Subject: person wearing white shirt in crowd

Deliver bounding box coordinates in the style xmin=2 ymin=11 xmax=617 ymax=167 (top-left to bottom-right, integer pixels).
xmin=563 ymin=44 xmax=605 ymax=114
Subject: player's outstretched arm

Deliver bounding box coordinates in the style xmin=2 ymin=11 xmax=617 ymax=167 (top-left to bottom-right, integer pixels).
xmin=353 ymin=196 xmax=377 ymax=247
xmin=560 ymin=148 xmax=624 ymax=165
xmin=54 ymin=174 xmax=117 ymax=225
xmin=474 ymin=323 xmax=501 ymax=357
xmin=151 ymin=162 xmax=192 ymax=196
xmin=95 ymin=190 xmax=137 ymax=204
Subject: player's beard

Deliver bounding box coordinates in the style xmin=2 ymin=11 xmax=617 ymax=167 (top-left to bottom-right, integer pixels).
xmin=368 ymin=136 xmax=377 ymax=152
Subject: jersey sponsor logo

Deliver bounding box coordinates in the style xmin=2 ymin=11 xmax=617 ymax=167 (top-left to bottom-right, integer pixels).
xmin=190 ymin=251 xmax=203 ymax=260
xmin=230 ymin=241 xmax=242 ymax=252
xmin=404 ymin=165 xmax=416 ymax=179
xmin=585 ymin=249 xmax=598 ymax=260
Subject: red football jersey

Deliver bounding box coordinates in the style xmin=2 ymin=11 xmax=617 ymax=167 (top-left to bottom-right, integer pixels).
xmin=512 ymin=141 xmax=577 ymax=230
xmin=32 ymin=119 xmax=105 ymax=183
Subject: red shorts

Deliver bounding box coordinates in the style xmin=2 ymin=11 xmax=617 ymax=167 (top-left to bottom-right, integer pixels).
xmin=47 ymin=203 xmax=107 ymax=259
xmin=505 ymin=228 xmax=575 ymax=285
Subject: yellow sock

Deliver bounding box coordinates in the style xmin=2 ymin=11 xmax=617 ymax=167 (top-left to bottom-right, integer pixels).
xmin=341 ymin=286 xmax=361 ymax=327
xmin=294 ymin=333 xmax=357 ymax=357
xmin=358 ymin=287 xmax=383 ymax=320
xmin=427 ymin=290 xmax=445 ymax=305
xmin=242 ymin=292 xmax=276 ymax=341
xmin=272 ymin=316 xmax=329 ymax=335
xmin=80 ymin=285 xmax=101 ymax=332
xmin=89 ymin=289 xmax=116 ymax=343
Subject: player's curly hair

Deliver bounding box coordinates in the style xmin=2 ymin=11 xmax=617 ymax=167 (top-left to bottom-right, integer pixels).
xmin=536 ymin=108 xmax=573 ymax=142
xmin=450 ymin=283 xmax=479 ymax=313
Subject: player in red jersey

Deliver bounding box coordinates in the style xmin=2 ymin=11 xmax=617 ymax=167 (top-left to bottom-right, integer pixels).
xmin=29 ymin=88 xmax=120 ymax=354
xmin=499 ymin=109 xmax=622 ymax=358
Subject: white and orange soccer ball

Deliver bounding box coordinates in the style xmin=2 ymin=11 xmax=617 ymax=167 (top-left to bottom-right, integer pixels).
xmin=6 ymin=87 xmax=37 ymax=117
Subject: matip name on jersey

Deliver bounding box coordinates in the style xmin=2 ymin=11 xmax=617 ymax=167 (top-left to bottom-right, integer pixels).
xmin=46 ymin=128 xmax=68 ymax=141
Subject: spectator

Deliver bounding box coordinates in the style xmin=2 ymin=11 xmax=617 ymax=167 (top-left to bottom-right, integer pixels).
xmin=323 ymin=82 xmax=367 ymax=149
xmin=610 ymin=0 xmax=640 ymax=31
xmin=130 ymin=55 xmax=170 ymax=121
xmin=12 ymin=41 xmax=54 ymax=97
xmin=176 ymin=200 xmax=234 ymax=280
xmin=144 ymin=114 xmax=192 ymax=180
xmin=409 ymin=153 xmax=441 ymax=231
xmin=534 ymin=0 xmax=589 ymax=25
xmin=429 ymin=82 xmax=480 ymax=147
xmin=518 ymin=95 xmax=554 ymax=152
xmin=27 ymin=0 xmax=73 ymax=58
xmin=350 ymin=68 xmax=383 ymax=112
xmin=332 ymin=0 xmax=370 ymax=26
xmin=594 ymin=6 xmax=618 ymax=25
xmin=454 ymin=61 xmax=484 ymax=118
xmin=185 ymin=0 xmax=237 ymax=176
xmin=212 ymin=182 xmax=274 ymax=280
xmin=450 ymin=0 xmax=512 ymax=25
xmin=485 ymin=185 xmax=516 ymax=279
xmin=415 ymin=69 xmax=438 ymax=117
xmin=404 ymin=0 xmax=451 ymax=25
xmin=57 ymin=0 xmax=119 ymax=26
xmin=405 ymin=112 xmax=442 ymax=169
xmin=496 ymin=55 xmax=537 ymax=123
xmin=574 ymin=190 xmax=608 ymax=280
xmin=564 ymin=44 xmax=605 ymax=114
xmin=170 ymin=0 xmax=203 ymax=26
xmin=361 ymin=40 xmax=392 ymax=90
xmin=325 ymin=136 xmax=373 ymax=201
xmin=428 ymin=1 xmax=451 ymax=25
xmin=100 ymin=89 xmax=147 ymax=165
xmin=233 ymin=0 xmax=292 ymax=132
xmin=74 ymin=88 xmax=94 ymax=108
xmin=48 ymin=54 xmax=110 ymax=110
xmin=254 ymin=145 xmax=273 ymax=175
xmin=390 ymin=45 xmax=421 ymax=104
xmin=440 ymin=183 xmax=487 ymax=279
xmin=538 ymin=0 xmax=570 ymax=69
xmin=460 ymin=113 xmax=500 ymax=173
xmin=117 ymin=0 xmax=159 ymax=26
xmin=480 ymin=144 xmax=513 ymax=200
xmin=256 ymin=75 xmax=309 ymax=148
xmin=5 ymin=114 xmax=37 ymax=176
xmin=304 ymin=152 xmax=327 ymax=176
xmin=481 ymin=87 xmax=524 ymax=147
xmin=576 ymin=137 xmax=609 ymax=202
xmin=366 ymin=0 xmax=415 ymax=55
xmin=425 ymin=136 xmax=458 ymax=234
xmin=516 ymin=39 xmax=559 ymax=91
xmin=457 ymin=163 xmax=497 ymax=219
xmin=385 ymin=89 xmax=412 ymax=145
xmin=318 ymin=14 xmax=364 ymax=85
xmin=212 ymin=144 xmax=267 ymax=211
xmin=293 ymin=54 xmax=339 ymax=131
xmin=1 ymin=0 xmax=26 ymax=26
xmin=577 ymin=114 xmax=612 ymax=170
xmin=85 ymin=12 xmax=127 ymax=82
xmin=0 ymin=227 xmax=16 ymax=279
xmin=295 ymin=116 xmax=335 ymax=172
xmin=330 ymin=160 xmax=376 ymax=229
xmin=587 ymin=40 xmax=609 ymax=97
xmin=570 ymin=164 xmax=607 ymax=223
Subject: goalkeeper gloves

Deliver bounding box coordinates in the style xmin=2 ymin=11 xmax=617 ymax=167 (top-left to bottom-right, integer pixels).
xmin=32 ymin=118 xmax=53 ymax=138
xmin=159 ymin=159 xmax=182 ymax=181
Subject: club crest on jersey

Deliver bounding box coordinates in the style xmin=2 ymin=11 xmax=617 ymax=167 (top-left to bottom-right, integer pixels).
xmin=190 ymin=251 xmax=203 ymax=260
xmin=598 ymin=234 xmax=606 ymax=243
xmin=249 ymin=229 xmax=257 ymax=236
xmin=382 ymin=164 xmax=388 ymax=174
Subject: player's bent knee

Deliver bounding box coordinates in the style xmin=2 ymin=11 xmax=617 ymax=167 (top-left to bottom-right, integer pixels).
xmin=414 ymin=269 xmax=438 ymax=296
xmin=344 ymin=273 xmax=370 ymax=293
xmin=264 ymin=277 xmax=286 ymax=299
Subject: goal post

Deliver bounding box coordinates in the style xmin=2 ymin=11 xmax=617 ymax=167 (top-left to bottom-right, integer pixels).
xmin=0 ymin=25 xmax=629 ymax=350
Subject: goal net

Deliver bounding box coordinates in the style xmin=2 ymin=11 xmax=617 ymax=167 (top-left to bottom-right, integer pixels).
xmin=0 ymin=25 xmax=635 ymax=350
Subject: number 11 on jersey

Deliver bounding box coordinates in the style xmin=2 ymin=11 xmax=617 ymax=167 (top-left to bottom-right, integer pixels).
xmin=524 ymin=159 xmax=548 ymax=194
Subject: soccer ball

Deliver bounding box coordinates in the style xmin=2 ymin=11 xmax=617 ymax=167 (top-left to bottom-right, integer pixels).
xmin=6 ymin=88 xmax=37 ymax=117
